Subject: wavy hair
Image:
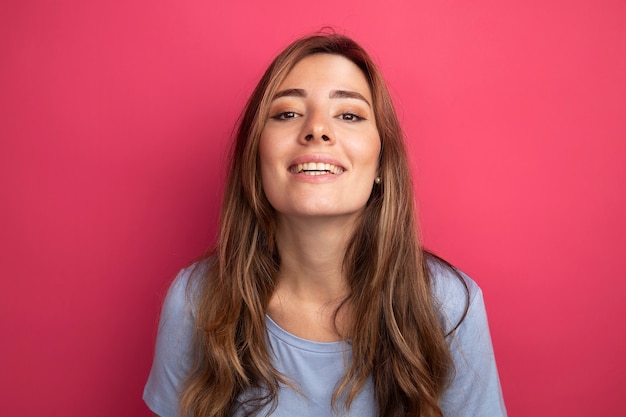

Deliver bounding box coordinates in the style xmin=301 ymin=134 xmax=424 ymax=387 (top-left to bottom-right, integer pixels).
xmin=180 ymin=32 xmax=463 ymax=417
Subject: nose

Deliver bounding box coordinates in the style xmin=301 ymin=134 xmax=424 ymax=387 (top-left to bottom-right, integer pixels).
xmin=304 ymin=133 xmax=330 ymax=141
xmin=300 ymin=112 xmax=333 ymax=144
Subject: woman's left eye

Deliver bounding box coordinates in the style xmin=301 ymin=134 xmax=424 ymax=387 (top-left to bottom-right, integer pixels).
xmin=338 ymin=113 xmax=364 ymax=122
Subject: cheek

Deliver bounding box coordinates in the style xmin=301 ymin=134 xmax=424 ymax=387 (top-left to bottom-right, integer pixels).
xmin=354 ymin=132 xmax=381 ymax=173
xmin=369 ymin=129 xmax=382 ymax=168
xmin=258 ymin=134 xmax=275 ymax=174
xmin=257 ymin=134 xmax=283 ymax=201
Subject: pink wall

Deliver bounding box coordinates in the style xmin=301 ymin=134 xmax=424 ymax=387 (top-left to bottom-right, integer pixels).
xmin=2 ymin=1 xmax=624 ymax=415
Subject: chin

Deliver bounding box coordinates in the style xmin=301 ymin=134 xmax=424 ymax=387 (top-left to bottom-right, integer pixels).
xmin=278 ymin=205 xmax=364 ymax=220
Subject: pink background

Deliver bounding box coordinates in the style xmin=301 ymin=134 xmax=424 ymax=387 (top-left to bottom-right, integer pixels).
xmin=1 ymin=0 xmax=624 ymax=416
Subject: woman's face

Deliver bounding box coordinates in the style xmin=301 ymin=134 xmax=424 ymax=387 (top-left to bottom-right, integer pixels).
xmin=259 ymin=53 xmax=381 ymax=221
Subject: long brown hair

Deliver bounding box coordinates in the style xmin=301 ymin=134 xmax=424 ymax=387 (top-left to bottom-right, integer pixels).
xmin=181 ymin=32 xmax=460 ymax=417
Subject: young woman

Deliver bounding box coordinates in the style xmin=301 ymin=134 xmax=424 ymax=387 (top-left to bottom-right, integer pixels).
xmin=144 ymin=33 xmax=507 ymax=417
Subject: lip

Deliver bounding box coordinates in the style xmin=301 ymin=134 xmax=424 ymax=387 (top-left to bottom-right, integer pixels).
xmin=287 ymin=154 xmax=346 ymax=182
xmin=288 ymin=154 xmax=346 ymax=170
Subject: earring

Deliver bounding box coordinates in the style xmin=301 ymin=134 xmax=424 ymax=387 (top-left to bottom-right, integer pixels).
xmin=374 ymin=177 xmax=381 ymax=184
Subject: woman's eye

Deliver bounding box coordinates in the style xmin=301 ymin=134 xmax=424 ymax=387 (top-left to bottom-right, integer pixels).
xmin=271 ymin=111 xmax=298 ymax=120
xmin=338 ymin=113 xmax=364 ymax=122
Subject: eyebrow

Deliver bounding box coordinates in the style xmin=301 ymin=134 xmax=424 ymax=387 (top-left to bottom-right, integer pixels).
xmin=330 ymin=90 xmax=371 ymax=107
xmin=272 ymin=88 xmax=371 ymax=107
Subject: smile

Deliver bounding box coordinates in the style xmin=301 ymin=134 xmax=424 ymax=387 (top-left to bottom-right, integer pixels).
xmin=289 ymin=162 xmax=345 ymax=175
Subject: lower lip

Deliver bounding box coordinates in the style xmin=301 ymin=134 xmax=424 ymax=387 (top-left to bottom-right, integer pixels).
xmin=290 ymin=171 xmax=343 ymax=183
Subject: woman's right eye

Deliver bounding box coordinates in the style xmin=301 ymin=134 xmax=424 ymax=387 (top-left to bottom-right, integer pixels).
xmin=271 ymin=111 xmax=299 ymax=120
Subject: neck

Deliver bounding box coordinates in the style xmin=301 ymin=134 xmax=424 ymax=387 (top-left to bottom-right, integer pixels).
xmin=274 ymin=214 xmax=356 ymax=304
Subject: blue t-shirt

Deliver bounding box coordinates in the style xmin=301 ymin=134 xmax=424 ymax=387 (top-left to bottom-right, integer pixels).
xmin=143 ymin=261 xmax=507 ymax=416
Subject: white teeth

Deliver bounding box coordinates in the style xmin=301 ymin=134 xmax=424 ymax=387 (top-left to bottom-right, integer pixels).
xmin=293 ymin=162 xmax=344 ymax=175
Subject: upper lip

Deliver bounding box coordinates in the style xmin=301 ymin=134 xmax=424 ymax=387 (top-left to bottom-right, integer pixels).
xmin=288 ymin=154 xmax=346 ymax=170
xmin=288 ymin=154 xmax=346 ymax=174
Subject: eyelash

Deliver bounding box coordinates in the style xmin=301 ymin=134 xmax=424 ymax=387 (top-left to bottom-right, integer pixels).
xmin=271 ymin=111 xmax=300 ymax=120
xmin=338 ymin=113 xmax=365 ymax=122
xmin=270 ymin=111 xmax=365 ymax=122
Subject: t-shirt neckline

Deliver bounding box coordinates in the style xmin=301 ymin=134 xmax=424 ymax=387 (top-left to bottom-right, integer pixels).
xmin=265 ymin=314 xmax=351 ymax=354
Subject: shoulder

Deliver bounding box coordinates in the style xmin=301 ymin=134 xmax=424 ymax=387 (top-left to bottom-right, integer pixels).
xmin=143 ymin=260 xmax=210 ymax=417
xmin=425 ymin=255 xmax=508 ymax=415
xmin=152 ymin=261 xmax=210 ymax=360
xmin=160 ymin=261 xmax=208 ymax=319
xmin=425 ymin=254 xmax=483 ymax=334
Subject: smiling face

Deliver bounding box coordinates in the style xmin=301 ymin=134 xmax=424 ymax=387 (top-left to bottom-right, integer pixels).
xmin=258 ymin=53 xmax=381 ymax=221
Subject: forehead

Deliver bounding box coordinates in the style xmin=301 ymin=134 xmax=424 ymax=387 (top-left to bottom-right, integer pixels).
xmin=277 ymin=53 xmax=372 ymax=99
